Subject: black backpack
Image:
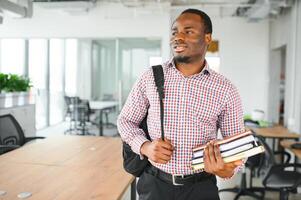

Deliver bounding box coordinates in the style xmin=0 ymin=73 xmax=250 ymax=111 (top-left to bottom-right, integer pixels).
xmin=122 ymin=65 xmax=165 ymax=177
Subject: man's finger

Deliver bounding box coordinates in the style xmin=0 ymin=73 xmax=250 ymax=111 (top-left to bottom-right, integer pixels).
xmin=203 ymin=147 xmax=209 ymax=171
xmin=160 ymin=140 xmax=174 ymax=151
xmin=164 ymin=137 xmax=172 ymax=144
xmin=207 ymin=142 xmax=216 ymax=163
xmin=214 ymin=144 xmax=223 ymax=165
xmin=159 ymin=147 xmax=173 ymax=156
xmin=157 ymin=152 xmax=171 ymax=161
xmin=224 ymin=159 xmax=243 ymax=168
xmin=204 ymin=144 xmax=211 ymax=163
xmin=232 ymin=159 xmax=243 ymax=166
xmin=156 ymin=158 xmax=169 ymax=164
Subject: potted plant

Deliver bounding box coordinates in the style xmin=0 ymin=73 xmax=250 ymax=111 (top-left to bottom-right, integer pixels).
xmin=0 ymin=73 xmax=8 ymax=92
xmin=0 ymin=73 xmax=8 ymax=107
xmin=16 ymin=76 xmax=32 ymax=105
xmin=1 ymin=74 xmax=32 ymax=107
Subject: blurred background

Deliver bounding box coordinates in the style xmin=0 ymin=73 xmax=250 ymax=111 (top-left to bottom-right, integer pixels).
xmin=0 ymin=1 xmax=301 ymax=199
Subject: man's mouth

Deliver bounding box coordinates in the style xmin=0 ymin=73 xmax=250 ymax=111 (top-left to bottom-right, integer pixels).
xmin=173 ymin=45 xmax=187 ymax=53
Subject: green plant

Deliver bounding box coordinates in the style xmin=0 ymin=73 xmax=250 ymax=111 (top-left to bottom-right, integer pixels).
xmin=4 ymin=74 xmax=32 ymax=92
xmin=0 ymin=73 xmax=8 ymax=93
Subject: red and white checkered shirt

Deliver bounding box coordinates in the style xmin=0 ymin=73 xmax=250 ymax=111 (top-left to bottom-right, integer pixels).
xmin=117 ymin=59 xmax=245 ymax=175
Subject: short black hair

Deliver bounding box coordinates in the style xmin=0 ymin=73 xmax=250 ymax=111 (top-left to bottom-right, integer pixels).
xmin=181 ymin=8 xmax=212 ymax=34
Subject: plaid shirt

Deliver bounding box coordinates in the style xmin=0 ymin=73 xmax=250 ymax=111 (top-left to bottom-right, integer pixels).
xmin=117 ymin=59 xmax=245 ymax=175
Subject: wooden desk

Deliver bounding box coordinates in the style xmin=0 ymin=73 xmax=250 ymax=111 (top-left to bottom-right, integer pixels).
xmin=0 ymin=136 xmax=134 ymax=200
xmin=250 ymin=125 xmax=299 ymax=152
xmin=280 ymin=140 xmax=301 ymax=160
xmin=251 ymin=125 xmax=299 ymax=139
xmin=89 ymin=101 xmax=118 ymax=136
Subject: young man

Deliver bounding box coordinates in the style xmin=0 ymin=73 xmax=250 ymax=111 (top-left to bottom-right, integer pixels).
xmin=117 ymin=9 xmax=244 ymax=200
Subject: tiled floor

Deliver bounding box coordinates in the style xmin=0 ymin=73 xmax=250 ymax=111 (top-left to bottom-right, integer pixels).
xmin=37 ymin=122 xmax=301 ymax=200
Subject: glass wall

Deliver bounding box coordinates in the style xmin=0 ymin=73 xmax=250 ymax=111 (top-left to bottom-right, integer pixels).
xmin=93 ymin=38 xmax=161 ymax=108
xmin=0 ymin=38 xmax=162 ymax=130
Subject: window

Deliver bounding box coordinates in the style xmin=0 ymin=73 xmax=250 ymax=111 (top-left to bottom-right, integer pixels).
xmin=28 ymin=39 xmax=48 ymax=129
xmin=65 ymin=39 xmax=78 ymax=96
xmin=0 ymin=39 xmax=25 ymax=75
xmin=49 ymin=39 xmax=65 ymax=125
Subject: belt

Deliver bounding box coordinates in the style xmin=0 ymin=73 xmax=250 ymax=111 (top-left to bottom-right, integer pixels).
xmin=146 ymin=165 xmax=214 ymax=186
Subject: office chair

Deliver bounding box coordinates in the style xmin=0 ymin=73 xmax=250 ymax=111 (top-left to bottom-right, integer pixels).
xmin=257 ymin=136 xmax=301 ymax=200
xmin=101 ymin=94 xmax=116 ymax=128
xmin=64 ymin=96 xmax=95 ymax=135
xmin=0 ymin=114 xmax=45 ymax=155
xmin=64 ymin=96 xmax=72 ymax=119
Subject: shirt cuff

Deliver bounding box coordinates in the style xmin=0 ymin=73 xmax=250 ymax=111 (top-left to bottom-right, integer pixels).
xmin=129 ymin=135 xmax=150 ymax=160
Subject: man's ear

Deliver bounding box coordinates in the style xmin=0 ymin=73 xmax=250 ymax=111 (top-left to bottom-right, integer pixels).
xmin=205 ymin=33 xmax=212 ymax=45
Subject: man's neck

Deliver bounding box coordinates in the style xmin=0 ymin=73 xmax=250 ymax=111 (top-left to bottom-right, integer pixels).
xmin=175 ymin=59 xmax=206 ymax=77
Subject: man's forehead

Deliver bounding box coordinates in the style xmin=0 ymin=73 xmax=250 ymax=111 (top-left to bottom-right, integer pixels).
xmin=172 ymin=13 xmax=203 ymax=29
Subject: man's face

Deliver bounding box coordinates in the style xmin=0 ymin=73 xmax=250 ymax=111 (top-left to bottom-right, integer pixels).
xmin=170 ymin=13 xmax=211 ymax=64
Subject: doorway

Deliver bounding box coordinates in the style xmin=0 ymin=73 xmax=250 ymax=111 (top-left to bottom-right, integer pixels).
xmin=268 ymin=46 xmax=286 ymax=125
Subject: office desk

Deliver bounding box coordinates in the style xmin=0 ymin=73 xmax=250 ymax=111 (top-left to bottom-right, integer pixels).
xmin=89 ymin=101 xmax=118 ymax=136
xmin=251 ymin=125 xmax=299 ymax=139
xmin=280 ymin=140 xmax=301 ymax=161
xmin=250 ymin=125 xmax=299 ymax=151
xmin=0 ymin=136 xmax=135 ymax=200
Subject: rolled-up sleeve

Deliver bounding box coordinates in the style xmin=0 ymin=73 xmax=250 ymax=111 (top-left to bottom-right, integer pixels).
xmin=218 ymin=83 xmax=245 ymax=179
xmin=218 ymin=84 xmax=245 ymax=137
xmin=117 ymin=70 xmax=150 ymax=157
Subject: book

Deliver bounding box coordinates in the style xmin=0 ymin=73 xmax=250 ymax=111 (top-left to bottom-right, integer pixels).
xmin=193 ymin=131 xmax=253 ymax=152
xmin=191 ymin=131 xmax=265 ymax=171
xmin=192 ymin=143 xmax=254 ymax=165
xmin=191 ymin=145 xmax=265 ymax=171
xmin=193 ymin=134 xmax=255 ymax=158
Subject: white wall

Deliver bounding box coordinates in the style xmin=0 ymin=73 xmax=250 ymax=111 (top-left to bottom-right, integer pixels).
xmin=213 ymin=17 xmax=269 ymax=116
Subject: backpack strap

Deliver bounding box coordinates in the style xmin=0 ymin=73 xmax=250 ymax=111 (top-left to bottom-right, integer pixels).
xmin=152 ymin=65 xmax=165 ymax=140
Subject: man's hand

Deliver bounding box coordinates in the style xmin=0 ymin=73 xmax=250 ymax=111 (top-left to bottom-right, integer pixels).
xmin=204 ymin=141 xmax=243 ymax=178
xmin=140 ymin=138 xmax=174 ymax=164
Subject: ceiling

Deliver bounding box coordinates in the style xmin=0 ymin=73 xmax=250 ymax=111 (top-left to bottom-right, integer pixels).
xmin=0 ymin=0 xmax=295 ymax=22
xmin=32 ymin=0 xmax=294 ymax=20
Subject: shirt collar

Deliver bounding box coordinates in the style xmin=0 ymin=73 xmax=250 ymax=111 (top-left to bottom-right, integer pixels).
xmin=167 ymin=58 xmax=211 ymax=77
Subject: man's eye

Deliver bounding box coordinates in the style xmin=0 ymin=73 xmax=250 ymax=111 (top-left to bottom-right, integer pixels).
xmin=186 ymin=31 xmax=193 ymax=34
xmin=171 ymin=32 xmax=177 ymax=36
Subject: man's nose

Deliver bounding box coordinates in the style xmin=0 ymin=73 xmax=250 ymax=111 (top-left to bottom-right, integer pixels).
xmin=173 ymin=32 xmax=185 ymax=43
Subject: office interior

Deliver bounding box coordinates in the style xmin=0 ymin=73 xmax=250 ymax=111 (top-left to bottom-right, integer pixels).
xmin=0 ymin=0 xmax=301 ymax=200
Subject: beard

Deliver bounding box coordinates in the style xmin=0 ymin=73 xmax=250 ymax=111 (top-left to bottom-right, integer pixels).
xmin=174 ymin=55 xmax=191 ymax=63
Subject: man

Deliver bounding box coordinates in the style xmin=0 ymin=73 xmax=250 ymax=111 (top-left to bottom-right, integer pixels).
xmin=117 ymin=8 xmax=245 ymax=200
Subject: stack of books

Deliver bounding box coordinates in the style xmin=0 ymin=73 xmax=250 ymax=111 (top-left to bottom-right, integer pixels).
xmin=191 ymin=131 xmax=265 ymax=171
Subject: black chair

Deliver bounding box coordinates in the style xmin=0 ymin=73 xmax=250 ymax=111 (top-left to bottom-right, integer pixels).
xmin=101 ymin=94 xmax=116 ymax=128
xmin=64 ymin=96 xmax=95 ymax=135
xmin=0 ymin=114 xmax=45 ymax=155
xmin=257 ymin=136 xmax=301 ymax=200
xmin=64 ymin=96 xmax=72 ymax=119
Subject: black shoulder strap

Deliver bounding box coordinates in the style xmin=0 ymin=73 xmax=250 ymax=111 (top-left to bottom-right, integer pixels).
xmin=152 ymin=65 xmax=165 ymax=140
xmin=152 ymin=65 xmax=164 ymax=100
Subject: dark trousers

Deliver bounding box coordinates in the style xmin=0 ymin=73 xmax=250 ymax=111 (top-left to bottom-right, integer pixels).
xmin=137 ymin=170 xmax=220 ymax=200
